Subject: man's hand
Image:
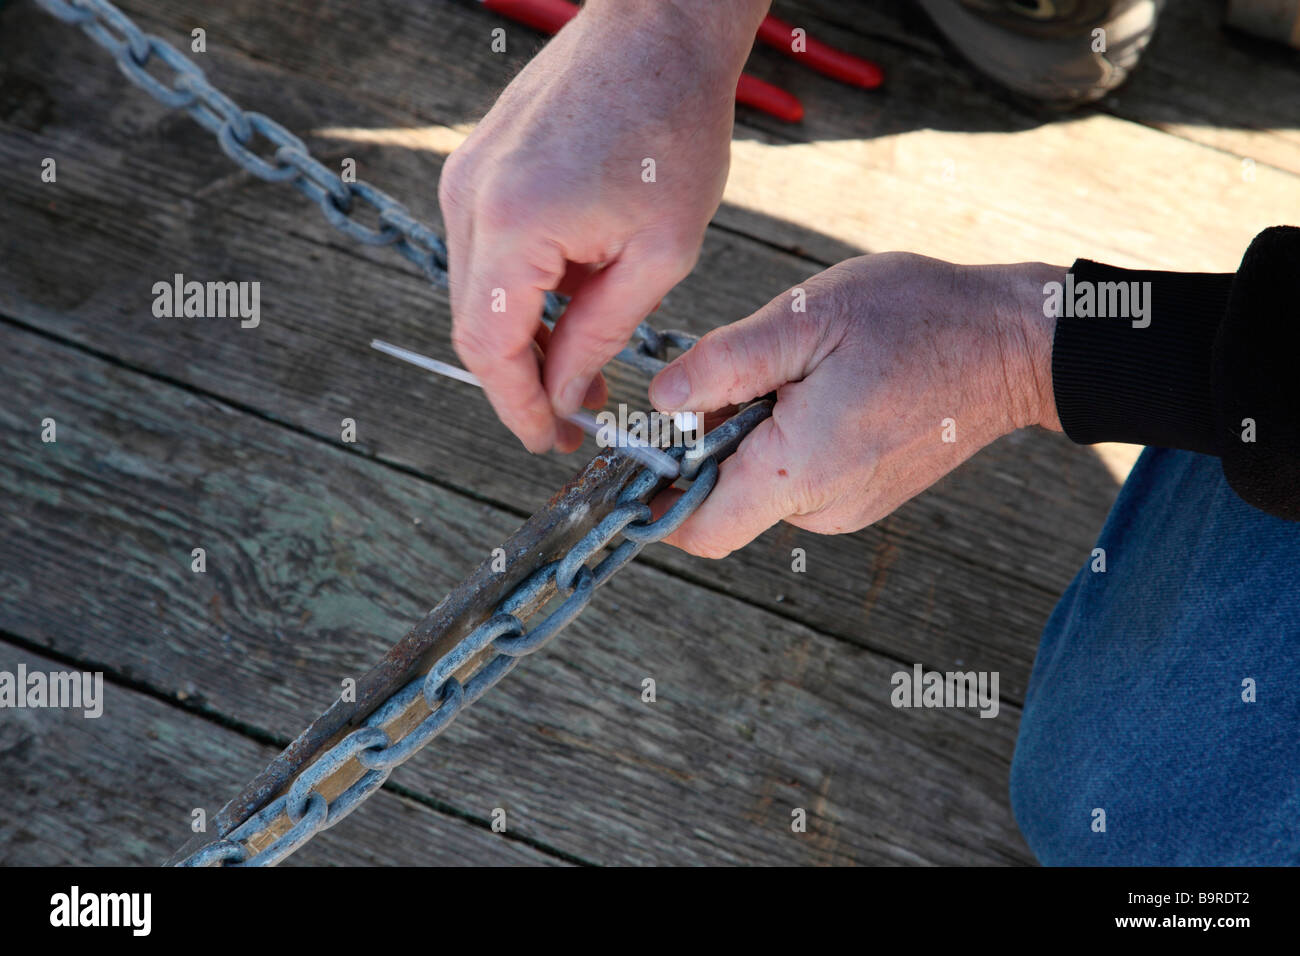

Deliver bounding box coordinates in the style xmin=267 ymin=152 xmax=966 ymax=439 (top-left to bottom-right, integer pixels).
xmin=648 ymin=253 xmax=1066 ymax=558
xmin=439 ymin=0 xmax=771 ymax=454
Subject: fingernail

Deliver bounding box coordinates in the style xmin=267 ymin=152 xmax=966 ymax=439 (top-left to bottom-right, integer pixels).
xmin=650 ymin=363 xmax=689 ymax=410
xmin=582 ymin=376 xmax=604 ymax=408
xmin=559 ymin=376 xmax=592 ymax=416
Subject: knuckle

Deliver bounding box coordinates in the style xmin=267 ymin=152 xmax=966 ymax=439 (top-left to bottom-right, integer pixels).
xmin=437 ymin=153 xmax=472 ymax=217
xmin=645 ymin=238 xmax=700 ymax=282
xmin=576 ymin=315 xmax=635 ymax=354
xmin=450 ymin=322 xmax=494 ymax=365
xmin=476 ymin=174 xmax=546 ymax=234
xmin=784 ymin=301 xmax=827 ymax=353
xmin=693 ymin=328 xmax=750 ymax=405
xmin=791 ymin=274 xmax=852 ymax=349
xmin=475 ymin=192 xmax=519 ymax=233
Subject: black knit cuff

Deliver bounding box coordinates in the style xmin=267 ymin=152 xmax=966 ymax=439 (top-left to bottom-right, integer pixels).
xmin=1214 ymin=226 xmax=1300 ymax=521
xmin=1051 ymin=261 xmax=1232 ymax=456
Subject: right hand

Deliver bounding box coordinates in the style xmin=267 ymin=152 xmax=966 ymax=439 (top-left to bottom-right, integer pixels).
xmin=438 ymin=1 xmax=767 ymax=453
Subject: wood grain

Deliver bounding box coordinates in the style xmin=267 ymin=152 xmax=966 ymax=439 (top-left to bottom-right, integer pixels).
xmin=0 ymin=323 xmax=1033 ymax=864
xmin=0 ymin=646 xmax=560 ymax=865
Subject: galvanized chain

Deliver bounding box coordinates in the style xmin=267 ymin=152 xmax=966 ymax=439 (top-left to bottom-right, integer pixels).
xmin=178 ymin=403 xmax=772 ymax=867
xmin=182 ymin=466 xmax=695 ymax=866
xmin=31 ymin=0 xmax=770 ymax=864
xmin=33 ymin=0 xmax=696 ymax=374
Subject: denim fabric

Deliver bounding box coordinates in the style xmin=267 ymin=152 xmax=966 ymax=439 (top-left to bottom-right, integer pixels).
xmin=1010 ymin=447 xmax=1300 ymax=865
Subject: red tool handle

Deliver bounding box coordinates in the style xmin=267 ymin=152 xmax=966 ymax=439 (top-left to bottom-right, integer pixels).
xmin=481 ymin=0 xmax=577 ymax=35
xmin=756 ymin=13 xmax=884 ymax=89
xmin=736 ymin=74 xmax=804 ymax=123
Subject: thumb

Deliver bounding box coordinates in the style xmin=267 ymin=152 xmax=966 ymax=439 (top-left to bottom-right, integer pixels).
xmin=648 ymin=293 xmax=830 ymax=414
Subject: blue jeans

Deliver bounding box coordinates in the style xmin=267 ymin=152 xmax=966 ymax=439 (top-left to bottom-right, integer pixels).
xmin=1010 ymin=447 xmax=1300 ymax=865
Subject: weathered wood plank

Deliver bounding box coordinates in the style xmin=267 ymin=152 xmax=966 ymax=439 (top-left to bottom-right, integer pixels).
xmin=0 ymin=323 xmax=1032 ymax=864
xmin=0 ymin=5 xmax=1123 ymax=704
xmin=0 ymin=644 xmax=561 ymax=865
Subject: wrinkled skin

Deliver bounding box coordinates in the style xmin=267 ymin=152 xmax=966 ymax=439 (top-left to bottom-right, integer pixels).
xmin=648 ymin=253 xmax=1064 ymax=557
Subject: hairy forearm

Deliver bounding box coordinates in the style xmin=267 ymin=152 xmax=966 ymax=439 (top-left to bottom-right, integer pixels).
xmin=582 ymin=0 xmax=772 ymax=78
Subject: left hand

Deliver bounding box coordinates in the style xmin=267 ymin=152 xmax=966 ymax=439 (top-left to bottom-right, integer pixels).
xmin=647 ymin=252 xmax=1066 ymax=558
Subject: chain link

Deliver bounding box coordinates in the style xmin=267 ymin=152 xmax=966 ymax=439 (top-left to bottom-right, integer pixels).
xmin=32 ymin=0 xmax=768 ymax=866
xmin=35 ymin=0 xmax=455 ymax=288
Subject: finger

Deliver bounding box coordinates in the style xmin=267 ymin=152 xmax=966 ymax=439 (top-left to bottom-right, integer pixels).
xmin=552 ymin=383 xmax=606 ymax=453
xmin=647 ymin=485 xmax=684 ymax=523
xmin=536 ymin=323 xmax=606 ymax=454
xmin=527 ymin=334 xmax=582 ymax=453
xmin=450 ymin=232 xmax=562 ymax=453
xmin=543 ymin=239 xmax=693 ymax=417
xmin=535 ymin=323 xmax=608 ymax=410
xmin=555 ymin=420 xmax=584 ymax=454
xmin=582 ymin=373 xmax=608 ymax=410
xmin=536 ymin=323 xmax=608 ymax=453
xmin=657 ymin=417 xmax=795 ymax=559
xmin=648 ymin=293 xmax=830 ymax=414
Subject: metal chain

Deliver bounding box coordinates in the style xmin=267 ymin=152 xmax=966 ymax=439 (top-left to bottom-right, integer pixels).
xmin=182 ymin=461 xmax=700 ymax=866
xmin=31 ymin=0 xmax=771 ymax=864
xmin=179 ymin=406 xmax=772 ymax=867
xmin=33 ymin=0 xmax=697 ymax=374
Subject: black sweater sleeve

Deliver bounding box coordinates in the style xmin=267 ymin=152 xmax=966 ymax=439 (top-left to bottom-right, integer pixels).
xmin=1051 ymin=225 xmax=1300 ymax=521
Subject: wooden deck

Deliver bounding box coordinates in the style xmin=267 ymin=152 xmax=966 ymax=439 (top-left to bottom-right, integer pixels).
xmin=1 ymin=0 xmax=1295 ymax=865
